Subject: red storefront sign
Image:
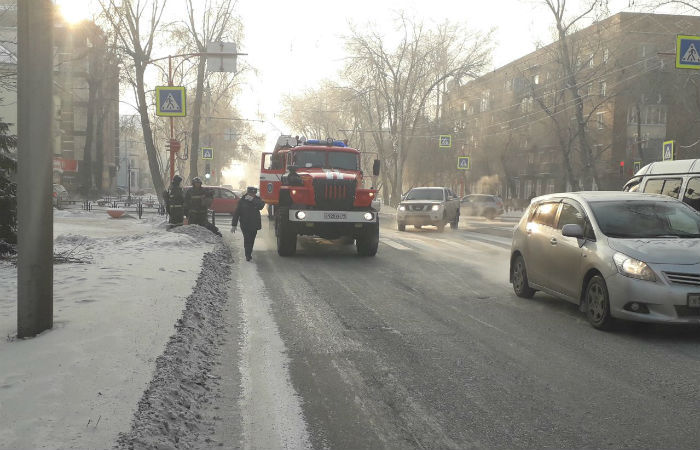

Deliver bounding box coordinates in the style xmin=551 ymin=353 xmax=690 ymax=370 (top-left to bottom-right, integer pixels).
xmin=53 ymin=157 xmax=79 ymax=172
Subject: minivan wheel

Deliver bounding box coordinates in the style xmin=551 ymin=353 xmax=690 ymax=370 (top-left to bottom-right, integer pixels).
xmin=512 ymin=255 xmax=535 ymax=298
xmin=585 ymin=275 xmax=614 ymax=330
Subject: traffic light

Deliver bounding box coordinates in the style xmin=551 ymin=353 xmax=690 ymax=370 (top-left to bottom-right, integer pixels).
xmin=619 ymin=160 xmax=624 ymax=176
xmin=205 ymin=162 xmax=211 ymax=180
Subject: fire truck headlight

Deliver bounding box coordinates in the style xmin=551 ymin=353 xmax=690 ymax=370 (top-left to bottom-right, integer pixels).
xmin=364 ymin=212 xmax=374 ymax=221
xmin=291 ymin=189 xmax=297 ymax=195
xmin=295 ymin=211 xmax=306 ymax=220
xmin=369 ymin=192 xmax=375 ymax=198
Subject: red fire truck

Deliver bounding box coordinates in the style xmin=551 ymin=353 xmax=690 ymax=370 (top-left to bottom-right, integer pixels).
xmin=260 ymin=136 xmax=381 ymax=257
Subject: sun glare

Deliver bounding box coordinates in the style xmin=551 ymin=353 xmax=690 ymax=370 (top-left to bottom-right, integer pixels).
xmin=57 ymin=0 xmax=91 ymax=25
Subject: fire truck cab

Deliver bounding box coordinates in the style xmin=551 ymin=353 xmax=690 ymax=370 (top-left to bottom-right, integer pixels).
xmin=260 ymin=136 xmax=380 ymax=256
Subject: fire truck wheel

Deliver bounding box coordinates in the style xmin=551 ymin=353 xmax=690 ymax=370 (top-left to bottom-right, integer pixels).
xmin=357 ymin=222 xmax=379 ymax=257
xmin=276 ymin=207 xmax=297 ymax=256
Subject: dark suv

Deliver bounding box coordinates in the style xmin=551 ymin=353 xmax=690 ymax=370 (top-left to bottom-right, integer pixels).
xmin=460 ymin=194 xmax=504 ymax=219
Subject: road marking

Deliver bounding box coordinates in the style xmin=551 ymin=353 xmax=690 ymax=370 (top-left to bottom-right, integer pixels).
xmin=381 ymin=238 xmax=411 ymax=250
xmin=238 ymin=259 xmax=311 ymax=450
xmin=465 ymin=313 xmax=507 ymax=333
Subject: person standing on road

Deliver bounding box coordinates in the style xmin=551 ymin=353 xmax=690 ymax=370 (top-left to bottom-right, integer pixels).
xmin=163 ymin=175 xmax=184 ymax=228
xmin=231 ymin=186 xmax=265 ymax=261
xmin=184 ymin=177 xmax=221 ymax=236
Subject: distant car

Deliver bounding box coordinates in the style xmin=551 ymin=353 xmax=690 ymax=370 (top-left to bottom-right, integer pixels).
xmin=461 ymin=194 xmax=504 ymax=219
xmin=510 ymin=191 xmax=700 ymax=329
xmin=396 ymin=187 xmax=460 ymax=232
xmin=184 ymin=186 xmax=240 ymax=214
xmin=52 ymin=184 xmax=70 ymax=208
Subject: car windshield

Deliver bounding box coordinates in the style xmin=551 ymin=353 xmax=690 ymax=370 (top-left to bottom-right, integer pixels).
xmin=328 ymin=152 xmax=358 ymax=170
xmin=292 ymin=151 xmax=326 ymax=168
xmin=405 ymin=188 xmax=444 ymax=201
xmin=590 ymin=200 xmax=700 ymax=238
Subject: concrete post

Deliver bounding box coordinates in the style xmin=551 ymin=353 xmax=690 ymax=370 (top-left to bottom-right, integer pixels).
xmin=17 ymin=0 xmax=54 ymax=337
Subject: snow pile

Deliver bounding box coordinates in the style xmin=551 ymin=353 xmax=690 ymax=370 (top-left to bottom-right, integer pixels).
xmin=116 ymin=247 xmax=233 ymax=449
xmin=0 ymin=212 xmax=221 ymax=449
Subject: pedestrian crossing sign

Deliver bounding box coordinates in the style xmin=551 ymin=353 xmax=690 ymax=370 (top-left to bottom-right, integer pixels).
xmin=676 ymin=35 xmax=700 ymax=69
xmin=457 ymin=156 xmax=470 ymax=170
xmin=662 ymin=140 xmax=675 ymax=161
xmin=202 ymin=147 xmax=214 ymax=160
xmin=156 ymin=86 xmax=187 ymax=117
xmin=439 ymin=135 xmax=452 ymax=148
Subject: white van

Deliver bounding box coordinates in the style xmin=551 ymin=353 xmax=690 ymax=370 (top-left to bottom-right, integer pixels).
xmin=623 ymin=159 xmax=700 ymax=211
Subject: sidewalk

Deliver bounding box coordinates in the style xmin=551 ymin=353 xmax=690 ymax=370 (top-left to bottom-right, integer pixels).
xmin=0 ymin=210 xmax=219 ymax=449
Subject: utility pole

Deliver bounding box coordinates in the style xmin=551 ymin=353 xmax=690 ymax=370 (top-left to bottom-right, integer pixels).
xmin=17 ymin=0 xmax=54 ymax=337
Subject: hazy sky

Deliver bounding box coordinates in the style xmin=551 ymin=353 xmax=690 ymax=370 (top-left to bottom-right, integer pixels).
xmin=235 ymin=0 xmax=635 ymax=146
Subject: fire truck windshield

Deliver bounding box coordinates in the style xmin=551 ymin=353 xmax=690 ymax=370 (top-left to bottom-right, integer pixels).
xmin=293 ymin=151 xmax=326 ymax=168
xmin=328 ymin=152 xmax=359 ymax=170
xmin=292 ymin=150 xmax=359 ymax=170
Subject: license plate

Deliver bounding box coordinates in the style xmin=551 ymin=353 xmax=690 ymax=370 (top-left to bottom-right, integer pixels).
xmin=323 ymin=212 xmax=347 ymax=220
xmin=688 ymin=293 xmax=700 ymax=308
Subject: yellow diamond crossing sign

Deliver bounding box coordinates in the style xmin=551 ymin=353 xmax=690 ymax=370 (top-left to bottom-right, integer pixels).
xmin=676 ymin=35 xmax=700 ymax=70
xmin=156 ymin=86 xmax=186 ymax=117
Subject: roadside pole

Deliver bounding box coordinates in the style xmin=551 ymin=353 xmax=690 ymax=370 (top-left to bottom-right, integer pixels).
xmin=17 ymin=0 xmax=54 ymax=337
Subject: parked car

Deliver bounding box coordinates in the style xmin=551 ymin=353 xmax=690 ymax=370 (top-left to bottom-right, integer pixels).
xmin=52 ymin=184 xmax=70 ymax=208
xmin=460 ymin=194 xmax=504 ymax=219
xmin=623 ymin=158 xmax=700 ymax=212
xmin=510 ymin=191 xmax=700 ymax=329
xmin=183 ymin=186 xmax=240 ymax=214
xmin=396 ymin=187 xmax=460 ymax=232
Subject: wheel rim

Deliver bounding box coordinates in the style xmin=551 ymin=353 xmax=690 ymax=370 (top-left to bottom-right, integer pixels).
xmin=587 ymin=282 xmax=606 ymax=323
xmin=513 ymin=260 xmax=525 ymax=291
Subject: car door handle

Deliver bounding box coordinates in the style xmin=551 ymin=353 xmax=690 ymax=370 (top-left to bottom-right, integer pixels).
xmin=550 ymin=237 xmax=558 ymax=245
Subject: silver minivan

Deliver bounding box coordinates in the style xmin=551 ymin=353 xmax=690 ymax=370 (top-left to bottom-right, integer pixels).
xmin=623 ymin=158 xmax=700 ymax=212
xmin=510 ymin=191 xmax=700 ymax=329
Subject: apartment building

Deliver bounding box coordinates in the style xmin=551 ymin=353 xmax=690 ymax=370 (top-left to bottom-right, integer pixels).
xmin=0 ymin=1 xmax=120 ymax=196
xmin=442 ymin=12 xmax=700 ymax=202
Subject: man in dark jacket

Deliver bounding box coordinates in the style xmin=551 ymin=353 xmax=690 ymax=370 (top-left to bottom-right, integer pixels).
xmin=231 ymin=186 xmax=265 ymax=261
xmin=163 ymin=175 xmax=184 ymax=228
xmin=184 ymin=177 xmax=221 ymax=236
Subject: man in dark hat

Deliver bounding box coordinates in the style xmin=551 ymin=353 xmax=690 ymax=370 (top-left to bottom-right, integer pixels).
xmin=163 ymin=175 xmax=184 ymax=228
xmin=231 ymin=186 xmax=265 ymax=261
xmin=185 ymin=177 xmax=221 ymax=236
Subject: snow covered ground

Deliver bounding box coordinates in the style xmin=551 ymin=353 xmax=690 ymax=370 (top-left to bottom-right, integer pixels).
xmin=0 ymin=210 xmax=219 ymax=449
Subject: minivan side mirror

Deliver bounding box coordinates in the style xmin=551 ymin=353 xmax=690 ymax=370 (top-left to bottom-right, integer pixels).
xmin=562 ymin=223 xmax=584 ymax=238
xmin=372 ymin=159 xmax=380 ymax=176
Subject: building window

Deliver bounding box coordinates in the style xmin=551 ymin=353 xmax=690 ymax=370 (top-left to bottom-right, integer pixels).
xmin=462 ymin=103 xmax=467 ymax=111
xmin=481 ymin=90 xmax=490 ymax=112
xmin=533 ymin=74 xmax=539 ymax=85
xmin=597 ymin=112 xmax=605 ymax=129
xmin=641 ymin=45 xmax=647 ymax=57
xmin=588 ymin=54 xmax=594 ymax=67
xmin=603 ymin=48 xmax=609 ymax=64
xmin=600 ymin=81 xmax=607 ymax=97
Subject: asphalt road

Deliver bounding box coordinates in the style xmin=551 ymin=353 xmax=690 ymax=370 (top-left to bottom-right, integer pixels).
xmin=209 ymin=214 xmax=700 ymax=450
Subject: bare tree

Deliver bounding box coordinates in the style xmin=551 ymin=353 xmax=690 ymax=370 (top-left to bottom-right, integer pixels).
xmin=99 ymin=0 xmax=167 ymax=201
xmin=541 ymin=0 xmax=610 ymax=189
xmin=180 ymin=0 xmax=240 ymax=180
xmin=344 ymin=15 xmax=491 ymax=205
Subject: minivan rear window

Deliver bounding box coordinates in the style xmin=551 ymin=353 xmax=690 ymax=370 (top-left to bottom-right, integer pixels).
xmin=643 ymin=178 xmax=682 ymax=198
xmin=683 ymin=177 xmax=700 ymax=211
